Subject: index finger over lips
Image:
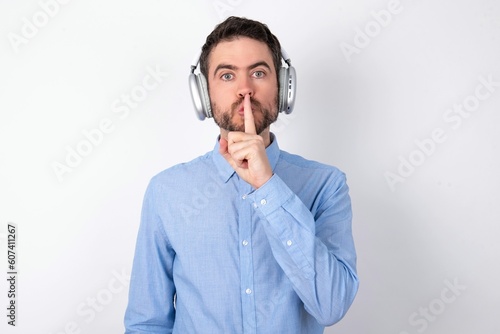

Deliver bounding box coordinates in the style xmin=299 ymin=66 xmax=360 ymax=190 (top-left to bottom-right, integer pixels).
xmin=244 ymin=93 xmax=256 ymax=134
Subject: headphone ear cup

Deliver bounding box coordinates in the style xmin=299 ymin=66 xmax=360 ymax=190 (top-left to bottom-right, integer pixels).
xmin=278 ymin=66 xmax=296 ymax=114
xmin=284 ymin=65 xmax=296 ymax=115
xmin=189 ymin=72 xmax=212 ymax=120
xmin=278 ymin=67 xmax=287 ymax=113
xmin=197 ymin=73 xmax=212 ymax=118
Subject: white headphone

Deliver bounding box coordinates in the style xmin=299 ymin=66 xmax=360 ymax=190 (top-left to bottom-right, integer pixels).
xmin=188 ymin=48 xmax=297 ymax=120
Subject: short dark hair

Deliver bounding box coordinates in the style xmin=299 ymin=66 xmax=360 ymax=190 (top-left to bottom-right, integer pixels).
xmin=199 ymin=16 xmax=282 ymax=82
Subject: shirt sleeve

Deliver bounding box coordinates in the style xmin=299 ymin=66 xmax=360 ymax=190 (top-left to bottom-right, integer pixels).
xmin=124 ymin=180 xmax=176 ymax=334
xmin=248 ymin=172 xmax=359 ymax=326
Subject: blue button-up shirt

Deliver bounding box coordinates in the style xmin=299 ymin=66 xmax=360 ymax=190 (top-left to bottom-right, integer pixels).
xmin=125 ymin=134 xmax=358 ymax=334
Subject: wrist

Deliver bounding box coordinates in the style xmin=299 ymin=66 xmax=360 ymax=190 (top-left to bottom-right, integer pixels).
xmin=253 ymin=172 xmax=273 ymax=189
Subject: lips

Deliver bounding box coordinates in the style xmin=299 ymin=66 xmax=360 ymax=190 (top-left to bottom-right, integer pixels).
xmin=233 ymin=98 xmax=258 ymax=116
xmin=237 ymin=104 xmax=252 ymax=116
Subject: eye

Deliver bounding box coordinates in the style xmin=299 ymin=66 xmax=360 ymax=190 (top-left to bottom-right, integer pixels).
xmin=253 ymin=70 xmax=265 ymax=78
xmin=221 ymin=73 xmax=234 ymax=81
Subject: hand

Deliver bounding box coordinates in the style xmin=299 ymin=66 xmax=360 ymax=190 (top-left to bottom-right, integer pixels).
xmin=219 ymin=94 xmax=273 ymax=189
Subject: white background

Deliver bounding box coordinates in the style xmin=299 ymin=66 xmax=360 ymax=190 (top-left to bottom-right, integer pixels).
xmin=1 ymin=0 xmax=499 ymax=333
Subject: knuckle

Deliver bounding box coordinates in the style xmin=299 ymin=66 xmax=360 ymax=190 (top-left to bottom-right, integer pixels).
xmin=252 ymin=137 xmax=263 ymax=147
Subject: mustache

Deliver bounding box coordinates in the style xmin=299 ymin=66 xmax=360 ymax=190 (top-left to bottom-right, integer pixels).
xmin=230 ymin=96 xmax=263 ymax=113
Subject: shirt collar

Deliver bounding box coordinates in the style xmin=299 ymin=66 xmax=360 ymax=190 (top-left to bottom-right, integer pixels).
xmin=212 ymin=132 xmax=281 ymax=183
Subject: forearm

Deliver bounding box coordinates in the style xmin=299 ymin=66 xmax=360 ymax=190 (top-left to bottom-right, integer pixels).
xmin=124 ymin=182 xmax=176 ymax=333
xmin=249 ymin=174 xmax=359 ymax=325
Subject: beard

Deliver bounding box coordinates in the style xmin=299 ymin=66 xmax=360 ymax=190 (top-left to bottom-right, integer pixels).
xmin=212 ymin=96 xmax=278 ymax=135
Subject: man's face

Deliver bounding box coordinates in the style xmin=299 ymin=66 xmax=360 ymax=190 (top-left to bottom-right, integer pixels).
xmin=207 ymin=37 xmax=279 ymax=135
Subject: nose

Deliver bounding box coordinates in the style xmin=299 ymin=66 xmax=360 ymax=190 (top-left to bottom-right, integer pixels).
xmin=237 ymin=76 xmax=254 ymax=99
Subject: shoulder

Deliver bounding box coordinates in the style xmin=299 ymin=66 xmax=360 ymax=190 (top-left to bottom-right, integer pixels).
xmin=276 ymin=150 xmax=349 ymax=198
xmin=275 ymin=150 xmax=351 ymax=215
xmin=278 ymin=150 xmax=345 ymax=179
xmin=148 ymin=150 xmax=214 ymax=189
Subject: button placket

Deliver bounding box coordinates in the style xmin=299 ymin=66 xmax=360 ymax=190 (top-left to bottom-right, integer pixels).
xmin=237 ymin=182 xmax=257 ymax=331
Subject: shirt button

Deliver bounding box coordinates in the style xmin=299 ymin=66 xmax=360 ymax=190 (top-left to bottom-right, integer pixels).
xmin=260 ymin=199 xmax=267 ymax=205
xmin=242 ymin=240 xmax=249 ymax=246
xmin=286 ymin=240 xmax=292 ymax=246
xmin=242 ymin=194 xmax=247 ymax=200
xmin=245 ymin=288 xmax=252 ymax=295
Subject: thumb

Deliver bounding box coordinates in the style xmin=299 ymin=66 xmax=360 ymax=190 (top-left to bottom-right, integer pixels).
xmin=219 ymin=137 xmax=231 ymax=160
xmin=219 ymin=137 xmax=238 ymax=170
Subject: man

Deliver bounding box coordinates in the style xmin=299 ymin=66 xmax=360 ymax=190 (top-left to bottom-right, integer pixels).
xmin=125 ymin=16 xmax=358 ymax=333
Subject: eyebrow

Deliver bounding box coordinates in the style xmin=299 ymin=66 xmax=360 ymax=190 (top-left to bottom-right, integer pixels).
xmin=213 ymin=61 xmax=272 ymax=78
